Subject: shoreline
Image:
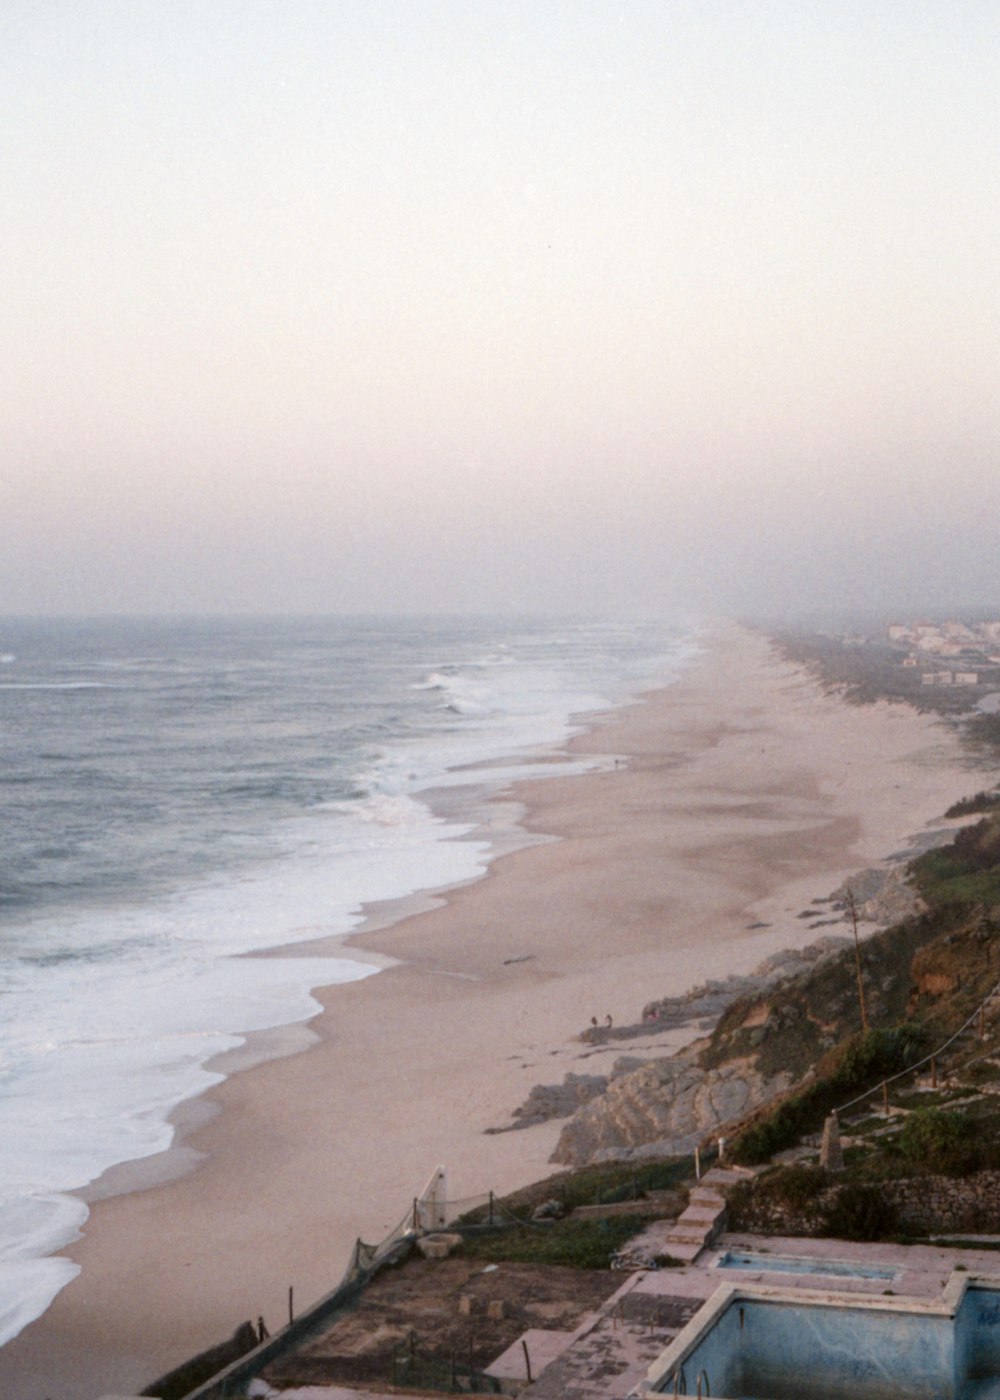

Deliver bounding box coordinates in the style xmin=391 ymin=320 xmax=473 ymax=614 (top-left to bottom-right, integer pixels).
xmin=1 ymin=623 xmax=994 ymax=1399
xmin=78 ymin=706 xmax=648 ymax=1211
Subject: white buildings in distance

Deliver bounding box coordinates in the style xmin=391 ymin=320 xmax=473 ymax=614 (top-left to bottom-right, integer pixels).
xmin=887 ymin=620 xmax=1000 ymax=687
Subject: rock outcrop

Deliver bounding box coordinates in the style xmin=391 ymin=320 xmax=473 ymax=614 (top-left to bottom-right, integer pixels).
xmin=550 ymin=1054 xmax=792 ymax=1167
xmin=831 ymin=865 xmax=925 ymax=925
xmin=484 ymin=1072 xmax=608 ymax=1133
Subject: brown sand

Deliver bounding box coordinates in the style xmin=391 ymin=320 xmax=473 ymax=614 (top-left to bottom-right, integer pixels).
xmin=0 ymin=625 xmax=990 ymax=1399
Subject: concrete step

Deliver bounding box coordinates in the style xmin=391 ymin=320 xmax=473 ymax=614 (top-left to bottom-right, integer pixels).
xmin=661 ymin=1240 xmax=703 ymax=1263
xmin=668 ymin=1214 xmax=726 ymax=1247
xmin=678 ymin=1204 xmax=725 ymax=1225
xmin=667 ymin=1223 xmax=710 ymax=1243
xmin=689 ymin=1187 xmax=727 ymax=1208
xmin=699 ymin=1167 xmax=749 ymax=1186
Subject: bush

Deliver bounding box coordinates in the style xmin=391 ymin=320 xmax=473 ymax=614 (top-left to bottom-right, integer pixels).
xmin=457 ymin=1215 xmax=647 ymax=1270
xmin=757 ymin=1164 xmax=828 ymax=1211
xmin=912 ymin=816 xmax=1000 ymax=909
xmin=821 ymin=1185 xmax=898 ymax=1242
xmin=896 ymin=1107 xmax=981 ymax=1175
xmin=945 ymin=792 xmax=1000 ymax=819
xmin=731 ymin=1025 xmax=929 ymax=1166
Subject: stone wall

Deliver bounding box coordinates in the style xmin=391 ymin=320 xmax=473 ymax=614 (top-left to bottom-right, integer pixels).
xmin=728 ymin=1169 xmax=1000 ymax=1239
xmin=885 ymin=1169 xmax=1000 ymax=1235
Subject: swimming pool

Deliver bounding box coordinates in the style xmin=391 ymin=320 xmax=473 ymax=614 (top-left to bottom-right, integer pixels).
xmin=717 ymin=1249 xmax=896 ymax=1280
xmin=644 ymin=1275 xmax=1000 ymax=1398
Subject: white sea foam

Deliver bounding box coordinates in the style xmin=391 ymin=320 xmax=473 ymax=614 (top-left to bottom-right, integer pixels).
xmin=0 ymin=616 xmax=701 ymax=1347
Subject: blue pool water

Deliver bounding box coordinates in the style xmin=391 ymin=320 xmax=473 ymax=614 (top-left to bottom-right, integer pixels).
xmin=718 ymin=1250 xmax=896 ymax=1280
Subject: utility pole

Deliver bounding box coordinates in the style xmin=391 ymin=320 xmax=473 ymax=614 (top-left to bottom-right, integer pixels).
xmin=846 ymin=888 xmax=869 ymax=1032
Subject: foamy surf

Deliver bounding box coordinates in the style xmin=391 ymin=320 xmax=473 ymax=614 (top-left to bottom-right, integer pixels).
xmin=0 ymin=615 xmax=698 ymax=1345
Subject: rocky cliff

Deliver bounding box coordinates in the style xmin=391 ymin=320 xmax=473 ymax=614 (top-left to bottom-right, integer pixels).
xmin=550 ymin=1053 xmax=791 ymax=1166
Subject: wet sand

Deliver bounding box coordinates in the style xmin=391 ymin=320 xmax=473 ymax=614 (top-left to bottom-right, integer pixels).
xmin=0 ymin=624 xmax=988 ymax=1399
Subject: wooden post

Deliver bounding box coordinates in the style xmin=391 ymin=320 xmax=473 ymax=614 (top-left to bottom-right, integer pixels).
xmin=522 ymin=1338 xmax=533 ymax=1384
xmin=847 ymin=888 xmax=869 ymax=1032
xmin=288 ymin=1285 xmax=294 ymax=1327
xmin=883 ymin=1081 xmax=889 ymax=1117
xmin=695 ymin=1145 xmax=701 ymax=1181
xmin=931 ymin=1056 xmax=937 ymax=1088
xmin=488 ymin=1190 xmax=494 ymax=1226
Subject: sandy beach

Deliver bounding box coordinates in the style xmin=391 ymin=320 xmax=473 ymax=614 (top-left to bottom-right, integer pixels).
xmin=0 ymin=624 xmax=991 ymax=1400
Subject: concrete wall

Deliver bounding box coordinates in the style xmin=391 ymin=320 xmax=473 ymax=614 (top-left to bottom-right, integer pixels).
xmin=958 ymin=1285 xmax=1000 ymax=1384
xmin=731 ymin=1299 xmax=954 ymax=1400
xmin=731 ymin=1169 xmax=1000 ymax=1239
xmin=648 ymin=1289 xmax=977 ymax=1399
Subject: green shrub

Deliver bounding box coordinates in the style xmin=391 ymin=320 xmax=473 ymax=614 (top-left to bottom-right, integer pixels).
xmin=912 ymin=816 xmax=1000 ymax=909
xmin=731 ymin=1025 xmax=929 ymax=1165
xmin=945 ymin=792 xmax=1000 ymax=819
xmin=897 ymin=1107 xmax=981 ymax=1175
xmin=757 ymin=1164 xmax=828 ymax=1211
xmin=457 ymin=1215 xmax=647 ymax=1270
xmin=821 ymin=1185 xmax=898 ymax=1242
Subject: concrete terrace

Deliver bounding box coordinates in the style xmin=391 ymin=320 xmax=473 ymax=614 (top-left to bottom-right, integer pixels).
xmin=239 ymin=1225 xmax=1000 ymax=1400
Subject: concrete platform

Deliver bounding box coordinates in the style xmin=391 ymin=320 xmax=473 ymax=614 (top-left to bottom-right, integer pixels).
xmin=485 ymin=1327 xmax=579 ymax=1381
xmin=260 ymin=1230 xmax=1000 ymax=1399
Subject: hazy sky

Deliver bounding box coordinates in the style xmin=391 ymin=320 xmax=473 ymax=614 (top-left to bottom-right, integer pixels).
xmin=3 ymin=1 xmax=998 ymax=618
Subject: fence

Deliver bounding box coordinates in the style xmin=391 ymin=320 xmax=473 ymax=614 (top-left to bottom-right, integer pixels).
xmin=163 ymin=1185 xmax=526 ymax=1399
xmin=835 ymin=976 xmax=1000 ymax=1119
xmin=390 ymin=1335 xmax=520 ymax=1395
xmin=155 ymin=1157 xmax=694 ymax=1400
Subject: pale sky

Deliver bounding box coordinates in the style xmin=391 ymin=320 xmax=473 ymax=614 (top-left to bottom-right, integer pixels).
xmin=3 ymin=1 xmax=998 ymax=619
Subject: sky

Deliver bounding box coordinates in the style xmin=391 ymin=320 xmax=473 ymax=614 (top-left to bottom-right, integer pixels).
xmin=2 ymin=1 xmax=998 ymax=620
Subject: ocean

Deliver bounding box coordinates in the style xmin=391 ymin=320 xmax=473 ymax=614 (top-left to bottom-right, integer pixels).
xmin=0 ymin=613 xmax=699 ymax=1347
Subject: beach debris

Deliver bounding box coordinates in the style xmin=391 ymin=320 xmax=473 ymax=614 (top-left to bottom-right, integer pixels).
xmin=416 ymin=1232 xmax=463 ymax=1260
xmin=531 ymin=1198 xmax=566 ymax=1221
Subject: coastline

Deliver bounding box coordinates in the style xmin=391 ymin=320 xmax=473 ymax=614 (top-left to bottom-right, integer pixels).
xmin=0 ymin=622 xmax=992 ymax=1399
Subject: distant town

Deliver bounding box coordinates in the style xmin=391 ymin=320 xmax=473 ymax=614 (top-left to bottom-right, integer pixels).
xmin=885 ymin=619 xmax=1000 ymax=688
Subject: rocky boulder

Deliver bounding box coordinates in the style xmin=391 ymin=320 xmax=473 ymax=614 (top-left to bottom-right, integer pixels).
xmin=550 ymin=1054 xmax=791 ymax=1167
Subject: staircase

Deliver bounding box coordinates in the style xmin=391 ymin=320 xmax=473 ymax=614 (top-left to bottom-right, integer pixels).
xmin=663 ymin=1166 xmax=746 ymax=1263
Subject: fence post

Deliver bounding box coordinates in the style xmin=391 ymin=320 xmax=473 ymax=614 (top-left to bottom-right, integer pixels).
xmin=488 ymin=1190 xmax=494 ymax=1226
xmin=288 ymin=1285 xmax=294 ymax=1327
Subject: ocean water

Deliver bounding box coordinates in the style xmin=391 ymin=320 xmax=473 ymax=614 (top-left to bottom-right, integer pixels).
xmin=0 ymin=614 xmax=698 ymax=1346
